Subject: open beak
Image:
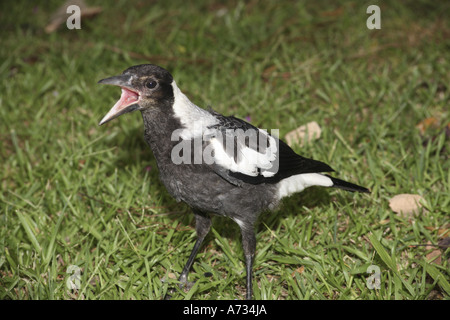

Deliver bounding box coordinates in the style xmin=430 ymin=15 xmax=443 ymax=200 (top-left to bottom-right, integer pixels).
xmin=98 ymin=74 xmax=141 ymax=125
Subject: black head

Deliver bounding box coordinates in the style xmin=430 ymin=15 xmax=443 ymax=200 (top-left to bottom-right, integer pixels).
xmin=98 ymin=64 xmax=174 ymax=125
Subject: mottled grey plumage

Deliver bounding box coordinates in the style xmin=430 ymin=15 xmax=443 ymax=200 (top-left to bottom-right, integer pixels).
xmin=98 ymin=64 xmax=369 ymax=299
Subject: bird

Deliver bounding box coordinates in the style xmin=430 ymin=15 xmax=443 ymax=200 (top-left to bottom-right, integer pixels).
xmin=98 ymin=64 xmax=370 ymax=300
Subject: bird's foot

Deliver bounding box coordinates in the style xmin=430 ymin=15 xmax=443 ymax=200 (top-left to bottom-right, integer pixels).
xmin=162 ymin=274 xmax=195 ymax=300
xmin=179 ymin=280 xmax=196 ymax=290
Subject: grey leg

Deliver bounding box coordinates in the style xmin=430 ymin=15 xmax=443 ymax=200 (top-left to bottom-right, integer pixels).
xmin=240 ymin=225 xmax=256 ymax=300
xmin=163 ymin=212 xmax=211 ymax=299
xmin=179 ymin=212 xmax=212 ymax=286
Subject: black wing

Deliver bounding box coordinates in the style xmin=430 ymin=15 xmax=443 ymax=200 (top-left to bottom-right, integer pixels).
xmin=205 ymin=110 xmax=334 ymax=185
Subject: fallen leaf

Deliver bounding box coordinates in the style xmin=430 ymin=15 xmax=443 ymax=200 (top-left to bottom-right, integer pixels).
xmin=266 ymin=274 xmax=279 ymax=282
xmin=78 ymin=159 xmax=86 ymax=169
xmin=168 ymin=272 xmax=177 ymax=279
xmin=422 ymin=238 xmax=450 ymax=266
xmin=425 ymin=225 xmax=450 ymax=237
xmin=389 ymin=194 xmax=425 ymax=217
xmin=291 ymin=266 xmax=305 ymax=277
xmin=285 ymin=121 xmax=321 ymax=147
xmin=262 ymin=65 xmax=277 ymax=80
xmin=416 ymin=117 xmax=440 ymax=135
xmin=425 ymin=241 xmax=442 ymax=265
xmin=416 ymin=116 xmax=450 ymax=155
xmin=261 ymin=65 xmax=291 ymax=81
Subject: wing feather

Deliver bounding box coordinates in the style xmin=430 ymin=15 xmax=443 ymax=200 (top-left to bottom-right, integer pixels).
xmin=205 ymin=111 xmax=333 ymax=185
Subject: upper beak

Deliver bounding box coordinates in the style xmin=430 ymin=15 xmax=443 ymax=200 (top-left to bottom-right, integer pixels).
xmin=98 ymin=74 xmax=140 ymax=125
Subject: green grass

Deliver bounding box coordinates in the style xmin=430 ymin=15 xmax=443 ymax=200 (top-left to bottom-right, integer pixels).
xmin=1 ymin=0 xmax=449 ymax=300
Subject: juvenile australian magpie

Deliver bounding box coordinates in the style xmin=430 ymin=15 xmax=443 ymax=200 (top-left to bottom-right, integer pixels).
xmin=98 ymin=64 xmax=369 ymax=299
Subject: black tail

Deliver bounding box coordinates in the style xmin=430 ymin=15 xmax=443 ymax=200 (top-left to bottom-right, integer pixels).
xmin=326 ymin=175 xmax=370 ymax=193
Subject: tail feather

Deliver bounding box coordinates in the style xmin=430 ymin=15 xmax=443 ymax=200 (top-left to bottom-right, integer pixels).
xmin=326 ymin=175 xmax=370 ymax=193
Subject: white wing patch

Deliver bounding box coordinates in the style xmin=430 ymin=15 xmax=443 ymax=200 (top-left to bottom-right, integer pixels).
xmin=209 ymin=130 xmax=278 ymax=177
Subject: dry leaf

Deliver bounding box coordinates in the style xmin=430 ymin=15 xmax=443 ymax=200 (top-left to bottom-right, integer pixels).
xmin=423 ymin=238 xmax=450 ymax=266
xmin=425 ymin=241 xmax=442 ymax=265
xmin=285 ymin=121 xmax=321 ymax=147
xmin=291 ymin=266 xmax=305 ymax=277
xmin=416 ymin=117 xmax=440 ymax=135
xmin=389 ymin=194 xmax=425 ymax=217
xmin=416 ymin=116 xmax=450 ymax=154
xmin=167 ymin=272 xmax=177 ymax=279
xmin=262 ymin=65 xmax=277 ymax=79
xmin=425 ymin=225 xmax=450 ymax=237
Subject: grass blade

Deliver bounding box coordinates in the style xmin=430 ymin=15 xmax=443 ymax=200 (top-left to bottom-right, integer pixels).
xmin=44 ymin=209 xmax=66 ymax=266
xmin=416 ymin=260 xmax=450 ymax=296
xmin=16 ymin=210 xmax=41 ymax=253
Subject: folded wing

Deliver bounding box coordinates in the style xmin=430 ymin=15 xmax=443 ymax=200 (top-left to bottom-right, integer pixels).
xmin=205 ymin=111 xmax=334 ymax=186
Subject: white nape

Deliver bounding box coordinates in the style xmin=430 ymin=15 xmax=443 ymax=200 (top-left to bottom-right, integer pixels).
xmin=171 ymin=81 xmax=218 ymax=139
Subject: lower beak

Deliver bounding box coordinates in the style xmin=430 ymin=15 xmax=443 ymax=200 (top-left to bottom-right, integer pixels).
xmin=98 ymin=74 xmax=140 ymax=125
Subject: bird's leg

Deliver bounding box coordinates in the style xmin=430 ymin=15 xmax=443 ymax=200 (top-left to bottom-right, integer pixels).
xmin=240 ymin=225 xmax=256 ymax=300
xmin=244 ymin=253 xmax=254 ymax=300
xmin=178 ymin=212 xmax=211 ymax=288
xmin=164 ymin=212 xmax=211 ymax=300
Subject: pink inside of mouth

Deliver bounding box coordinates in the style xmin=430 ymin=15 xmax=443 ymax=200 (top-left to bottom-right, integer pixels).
xmin=116 ymin=87 xmax=139 ymax=108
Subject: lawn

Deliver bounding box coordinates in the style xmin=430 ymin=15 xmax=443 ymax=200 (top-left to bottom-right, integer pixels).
xmin=0 ymin=0 xmax=449 ymax=300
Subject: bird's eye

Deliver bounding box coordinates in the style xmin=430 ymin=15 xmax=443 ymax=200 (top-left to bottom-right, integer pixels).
xmin=145 ymin=80 xmax=157 ymax=89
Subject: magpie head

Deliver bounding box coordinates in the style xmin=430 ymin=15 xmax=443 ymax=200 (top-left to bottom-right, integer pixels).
xmin=98 ymin=64 xmax=174 ymax=125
